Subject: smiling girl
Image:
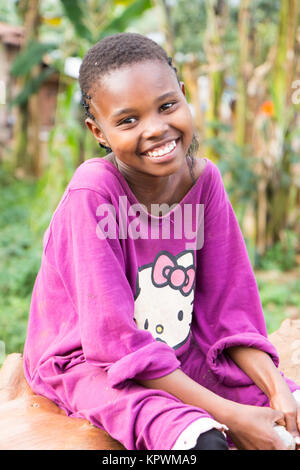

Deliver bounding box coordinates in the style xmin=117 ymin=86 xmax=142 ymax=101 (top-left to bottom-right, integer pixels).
xmin=23 ymin=33 xmax=300 ymax=450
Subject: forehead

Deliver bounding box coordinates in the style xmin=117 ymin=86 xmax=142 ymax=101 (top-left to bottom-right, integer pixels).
xmin=91 ymin=60 xmax=180 ymax=116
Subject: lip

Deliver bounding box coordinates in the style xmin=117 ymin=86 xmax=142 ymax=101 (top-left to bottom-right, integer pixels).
xmin=142 ymin=138 xmax=180 ymax=163
xmin=141 ymin=137 xmax=179 ymax=155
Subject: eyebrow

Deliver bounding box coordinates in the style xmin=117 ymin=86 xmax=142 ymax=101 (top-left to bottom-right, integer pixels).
xmin=111 ymin=91 xmax=179 ymax=119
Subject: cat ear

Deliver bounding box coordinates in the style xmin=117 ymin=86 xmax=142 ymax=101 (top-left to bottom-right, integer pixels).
xmin=134 ymin=271 xmax=141 ymax=300
xmin=176 ymin=251 xmax=194 ymax=268
xmin=134 ymin=266 xmax=151 ymax=299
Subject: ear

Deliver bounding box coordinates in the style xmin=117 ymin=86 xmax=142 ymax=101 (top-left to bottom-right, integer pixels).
xmin=85 ymin=118 xmax=109 ymax=147
xmin=180 ymin=81 xmax=186 ymax=97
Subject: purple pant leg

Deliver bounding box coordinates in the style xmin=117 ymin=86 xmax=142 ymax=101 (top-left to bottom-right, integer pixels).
xmin=35 ymin=361 xmax=212 ymax=450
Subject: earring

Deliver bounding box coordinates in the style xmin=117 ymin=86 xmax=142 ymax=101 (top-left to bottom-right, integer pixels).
xmin=99 ymin=142 xmax=112 ymax=154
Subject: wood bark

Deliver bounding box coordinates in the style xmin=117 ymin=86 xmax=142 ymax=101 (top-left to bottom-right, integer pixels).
xmin=203 ymin=0 xmax=228 ymax=161
xmin=13 ymin=0 xmax=41 ymax=177
xmin=235 ymin=0 xmax=251 ymax=147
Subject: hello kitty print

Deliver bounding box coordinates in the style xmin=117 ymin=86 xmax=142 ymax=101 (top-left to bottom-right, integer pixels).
xmin=134 ymin=250 xmax=195 ymax=350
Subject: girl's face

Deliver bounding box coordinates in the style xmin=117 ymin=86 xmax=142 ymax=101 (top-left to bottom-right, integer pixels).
xmin=86 ymin=60 xmax=194 ymax=177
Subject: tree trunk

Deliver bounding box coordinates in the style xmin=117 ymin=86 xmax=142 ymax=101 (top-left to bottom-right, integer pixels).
xmin=235 ymin=0 xmax=251 ymax=148
xmin=181 ymin=59 xmax=204 ymax=154
xmin=156 ymin=0 xmax=176 ymax=58
xmin=13 ymin=0 xmax=41 ymax=177
xmin=203 ymin=0 xmax=228 ymax=161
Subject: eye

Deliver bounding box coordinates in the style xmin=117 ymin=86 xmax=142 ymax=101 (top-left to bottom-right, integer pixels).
xmin=178 ymin=310 xmax=183 ymax=321
xmin=160 ymin=102 xmax=176 ymax=112
xmin=144 ymin=319 xmax=149 ymax=330
xmin=118 ymin=116 xmax=137 ymax=126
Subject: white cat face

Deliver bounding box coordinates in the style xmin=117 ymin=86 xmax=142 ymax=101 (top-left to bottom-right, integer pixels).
xmin=134 ymin=251 xmax=195 ymax=350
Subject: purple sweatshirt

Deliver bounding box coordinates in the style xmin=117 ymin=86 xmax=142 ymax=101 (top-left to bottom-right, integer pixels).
xmin=23 ymin=157 xmax=298 ymax=408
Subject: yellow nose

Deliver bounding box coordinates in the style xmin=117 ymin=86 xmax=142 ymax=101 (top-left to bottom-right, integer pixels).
xmin=156 ymin=324 xmax=164 ymax=334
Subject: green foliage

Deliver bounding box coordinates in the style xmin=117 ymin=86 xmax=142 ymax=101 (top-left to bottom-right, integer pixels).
xmin=9 ymin=67 xmax=55 ymax=107
xmin=0 ymin=168 xmax=41 ymax=362
xmin=257 ymin=276 xmax=300 ymax=333
xmin=0 ymin=2 xmax=20 ymax=24
xmin=10 ymin=41 xmax=57 ymax=77
xmin=171 ymin=0 xmax=207 ymax=58
xmin=204 ymin=123 xmax=258 ymax=205
xmin=97 ymin=0 xmax=152 ymax=40
xmin=60 ymin=0 xmax=93 ymax=42
xmin=257 ymin=230 xmax=298 ymax=271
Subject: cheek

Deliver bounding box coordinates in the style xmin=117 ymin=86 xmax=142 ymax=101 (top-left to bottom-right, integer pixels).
xmin=177 ymin=109 xmax=194 ymax=146
xmin=109 ymin=130 xmax=137 ymax=154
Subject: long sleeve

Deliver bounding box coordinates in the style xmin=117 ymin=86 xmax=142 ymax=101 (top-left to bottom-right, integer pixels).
xmin=47 ymin=188 xmax=181 ymax=389
xmin=193 ymin=165 xmax=280 ymax=387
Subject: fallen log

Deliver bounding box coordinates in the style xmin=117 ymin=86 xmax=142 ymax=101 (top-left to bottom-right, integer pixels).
xmin=268 ymin=318 xmax=300 ymax=386
xmin=0 ymin=353 xmax=124 ymax=450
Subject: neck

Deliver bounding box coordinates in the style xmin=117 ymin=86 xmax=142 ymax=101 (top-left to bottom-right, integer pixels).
xmin=113 ymin=156 xmax=192 ymax=212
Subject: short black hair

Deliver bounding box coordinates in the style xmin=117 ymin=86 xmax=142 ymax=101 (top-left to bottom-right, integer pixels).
xmin=79 ymin=32 xmax=178 ymax=123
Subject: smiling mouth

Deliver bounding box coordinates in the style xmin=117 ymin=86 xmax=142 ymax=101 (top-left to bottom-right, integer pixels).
xmin=143 ymin=139 xmax=178 ymax=158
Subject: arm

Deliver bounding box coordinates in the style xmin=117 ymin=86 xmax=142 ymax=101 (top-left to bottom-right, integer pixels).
xmin=139 ymin=368 xmax=235 ymax=424
xmin=227 ymin=346 xmax=300 ymax=441
xmin=138 ymin=367 xmax=287 ymax=450
xmin=226 ymin=346 xmax=288 ymax=398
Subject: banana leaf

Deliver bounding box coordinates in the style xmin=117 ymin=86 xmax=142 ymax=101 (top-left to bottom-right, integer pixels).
xmin=60 ymin=0 xmax=93 ymax=42
xmin=9 ymin=68 xmax=54 ymax=108
xmin=98 ymin=0 xmax=152 ymax=39
xmin=10 ymin=41 xmax=57 ymax=77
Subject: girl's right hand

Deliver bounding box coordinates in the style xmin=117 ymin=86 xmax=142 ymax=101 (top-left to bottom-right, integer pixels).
xmin=226 ymin=403 xmax=288 ymax=450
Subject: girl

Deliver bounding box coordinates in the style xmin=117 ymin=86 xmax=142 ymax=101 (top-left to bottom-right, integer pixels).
xmin=23 ymin=33 xmax=300 ymax=450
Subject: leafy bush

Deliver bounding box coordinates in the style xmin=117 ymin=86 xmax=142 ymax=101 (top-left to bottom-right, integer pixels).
xmin=257 ymin=277 xmax=300 ymax=333
xmin=0 ymin=168 xmax=42 ymax=363
xmin=257 ymin=230 xmax=298 ymax=271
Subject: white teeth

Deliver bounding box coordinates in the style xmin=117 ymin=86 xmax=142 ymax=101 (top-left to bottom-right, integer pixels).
xmin=146 ymin=140 xmax=177 ymax=158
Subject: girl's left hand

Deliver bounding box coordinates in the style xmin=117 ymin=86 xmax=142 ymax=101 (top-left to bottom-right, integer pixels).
xmin=269 ymin=382 xmax=300 ymax=448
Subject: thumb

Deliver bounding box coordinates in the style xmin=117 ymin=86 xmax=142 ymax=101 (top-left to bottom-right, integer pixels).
xmin=272 ymin=409 xmax=285 ymax=427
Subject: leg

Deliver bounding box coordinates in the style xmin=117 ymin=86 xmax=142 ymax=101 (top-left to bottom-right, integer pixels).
xmin=32 ymin=361 xmax=214 ymax=450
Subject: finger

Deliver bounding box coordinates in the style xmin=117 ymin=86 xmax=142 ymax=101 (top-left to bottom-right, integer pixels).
xmin=272 ymin=410 xmax=285 ymax=427
xmin=285 ymin=412 xmax=300 ymax=439
xmin=275 ymin=415 xmax=286 ymax=427
xmin=284 ymin=413 xmax=300 ymax=450
xmin=295 ymin=408 xmax=300 ymax=447
xmin=297 ymin=407 xmax=300 ymax=434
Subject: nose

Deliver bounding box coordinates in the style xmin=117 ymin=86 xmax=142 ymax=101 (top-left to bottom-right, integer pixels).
xmin=142 ymin=114 xmax=169 ymax=140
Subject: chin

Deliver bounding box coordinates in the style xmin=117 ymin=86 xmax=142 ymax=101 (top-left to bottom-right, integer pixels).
xmin=143 ymin=154 xmax=186 ymax=176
